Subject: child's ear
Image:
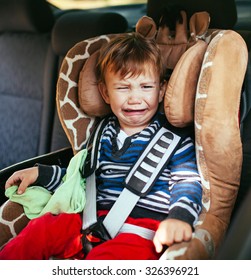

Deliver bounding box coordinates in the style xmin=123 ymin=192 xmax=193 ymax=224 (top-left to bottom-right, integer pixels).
xmin=98 ymin=82 xmax=110 ymax=104
xmin=159 ymin=80 xmax=167 ymax=103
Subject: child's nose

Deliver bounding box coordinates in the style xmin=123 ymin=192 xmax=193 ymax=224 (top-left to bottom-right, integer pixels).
xmin=128 ymin=91 xmax=142 ymax=104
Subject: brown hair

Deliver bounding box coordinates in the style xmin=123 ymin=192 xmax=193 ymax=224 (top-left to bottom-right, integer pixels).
xmin=97 ymin=32 xmax=165 ymax=83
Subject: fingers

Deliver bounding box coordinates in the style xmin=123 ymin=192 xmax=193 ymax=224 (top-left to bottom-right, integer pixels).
xmin=5 ymin=171 xmax=28 ymax=194
xmin=5 ymin=172 xmax=22 ymax=189
xmin=153 ymin=234 xmax=163 ymax=253
xmin=153 ymin=222 xmax=173 ymax=253
xmin=183 ymin=228 xmax=192 ymax=242
xmin=5 ymin=167 xmax=38 ymax=194
xmin=153 ymin=219 xmax=192 ymax=253
xmin=16 ymin=177 xmax=31 ymax=194
xmin=172 ymin=228 xmax=185 ymax=243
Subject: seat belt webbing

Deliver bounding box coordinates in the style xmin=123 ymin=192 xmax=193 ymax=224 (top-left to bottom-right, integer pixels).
xmin=82 ymin=125 xmax=183 ymax=239
xmin=119 ymin=223 xmax=155 ymax=240
xmin=103 ymin=128 xmax=182 ymax=238
xmin=82 ymin=173 xmax=97 ymax=230
xmin=103 ymin=188 xmax=140 ymax=238
xmin=124 ymin=128 xmax=182 ymax=196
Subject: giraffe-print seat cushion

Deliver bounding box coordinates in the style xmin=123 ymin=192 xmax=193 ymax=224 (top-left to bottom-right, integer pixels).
xmin=57 ymin=13 xmax=249 ymax=259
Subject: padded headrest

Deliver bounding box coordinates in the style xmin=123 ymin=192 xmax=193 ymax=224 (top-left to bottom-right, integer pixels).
xmin=78 ymin=12 xmax=209 ymax=127
xmin=147 ymin=0 xmax=237 ymax=29
xmin=52 ymin=11 xmax=128 ymax=56
xmin=0 ymin=0 xmax=54 ymax=33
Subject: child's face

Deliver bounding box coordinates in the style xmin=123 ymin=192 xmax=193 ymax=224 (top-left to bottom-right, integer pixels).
xmin=99 ymin=64 xmax=165 ymax=135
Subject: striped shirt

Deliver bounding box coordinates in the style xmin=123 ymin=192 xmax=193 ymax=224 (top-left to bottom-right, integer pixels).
xmin=36 ymin=113 xmax=202 ymax=226
xmin=95 ymin=114 xmax=202 ymax=225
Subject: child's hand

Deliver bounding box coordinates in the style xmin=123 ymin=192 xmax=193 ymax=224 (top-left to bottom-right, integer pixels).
xmin=153 ymin=219 xmax=192 ymax=253
xmin=5 ymin=167 xmax=39 ymax=195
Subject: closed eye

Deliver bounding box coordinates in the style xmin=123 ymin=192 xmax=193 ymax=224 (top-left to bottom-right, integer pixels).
xmin=142 ymin=84 xmax=155 ymax=90
xmin=143 ymin=85 xmax=154 ymax=88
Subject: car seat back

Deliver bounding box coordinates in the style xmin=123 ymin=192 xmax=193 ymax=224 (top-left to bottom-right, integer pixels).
xmin=56 ymin=8 xmax=248 ymax=260
xmin=0 ymin=0 xmax=56 ymax=169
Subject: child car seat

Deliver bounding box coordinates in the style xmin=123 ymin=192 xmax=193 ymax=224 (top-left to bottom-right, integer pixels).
xmin=55 ymin=10 xmax=248 ymax=259
xmin=0 ymin=10 xmax=248 ymax=259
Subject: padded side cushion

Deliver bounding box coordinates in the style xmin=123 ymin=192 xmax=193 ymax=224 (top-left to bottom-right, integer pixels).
xmin=196 ymin=30 xmax=248 ymax=224
xmin=164 ymin=39 xmax=207 ymax=127
xmin=78 ymin=50 xmax=112 ymax=117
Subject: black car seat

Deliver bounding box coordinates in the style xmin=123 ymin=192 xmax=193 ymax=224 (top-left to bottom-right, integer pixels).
xmin=0 ymin=0 xmax=57 ymax=170
xmin=234 ymin=0 xmax=251 ymax=30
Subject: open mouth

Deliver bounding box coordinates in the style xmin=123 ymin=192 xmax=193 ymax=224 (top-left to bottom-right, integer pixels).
xmin=124 ymin=109 xmax=146 ymax=113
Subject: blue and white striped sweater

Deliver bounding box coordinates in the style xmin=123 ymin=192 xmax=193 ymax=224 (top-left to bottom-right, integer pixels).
xmin=36 ymin=113 xmax=202 ymax=226
xmin=95 ymin=114 xmax=202 ymax=225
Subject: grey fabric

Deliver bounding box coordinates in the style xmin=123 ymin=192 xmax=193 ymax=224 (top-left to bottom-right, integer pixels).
xmin=52 ymin=11 xmax=128 ymax=56
xmin=0 ymin=33 xmax=55 ymax=169
xmin=0 ymin=0 xmax=57 ymax=169
xmin=0 ymin=95 xmax=41 ymax=169
xmin=235 ymin=0 xmax=251 ymax=30
xmin=0 ymin=0 xmax=54 ymax=32
xmin=0 ymin=34 xmax=49 ymax=100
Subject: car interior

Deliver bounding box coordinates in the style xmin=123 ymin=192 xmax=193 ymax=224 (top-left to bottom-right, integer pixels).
xmin=0 ymin=0 xmax=251 ymax=260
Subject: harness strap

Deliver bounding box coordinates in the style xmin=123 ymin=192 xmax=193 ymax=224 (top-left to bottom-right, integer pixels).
xmin=82 ymin=173 xmax=97 ymax=230
xmin=103 ymin=188 xmax=140 ymax=238
xmin=119 ymin=223 xmax=155 ymax=240
xmin=82 ymin=119 xmax=107 ymax=230
xmin=82 ymin=117 xmax=187 ymax=240
xmin=82 ymin=182 xmax=155 ymax=240
xmin=124 ymin=128 xmax=182 ymax=196
xmin=103 ymin=127 xmax=182 ymax=238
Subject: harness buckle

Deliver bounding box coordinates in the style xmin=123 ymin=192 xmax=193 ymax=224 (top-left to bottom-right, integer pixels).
xmin=81 ymin=220 xmax=111 ymax=257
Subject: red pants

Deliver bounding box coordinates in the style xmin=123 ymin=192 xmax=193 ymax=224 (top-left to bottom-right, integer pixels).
xmin=0 ymin=212 xmax=161 ymax=260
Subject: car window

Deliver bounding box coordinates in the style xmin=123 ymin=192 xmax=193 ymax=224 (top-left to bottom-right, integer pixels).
xmin=47 ymin=0 xmax=147 ymax=10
